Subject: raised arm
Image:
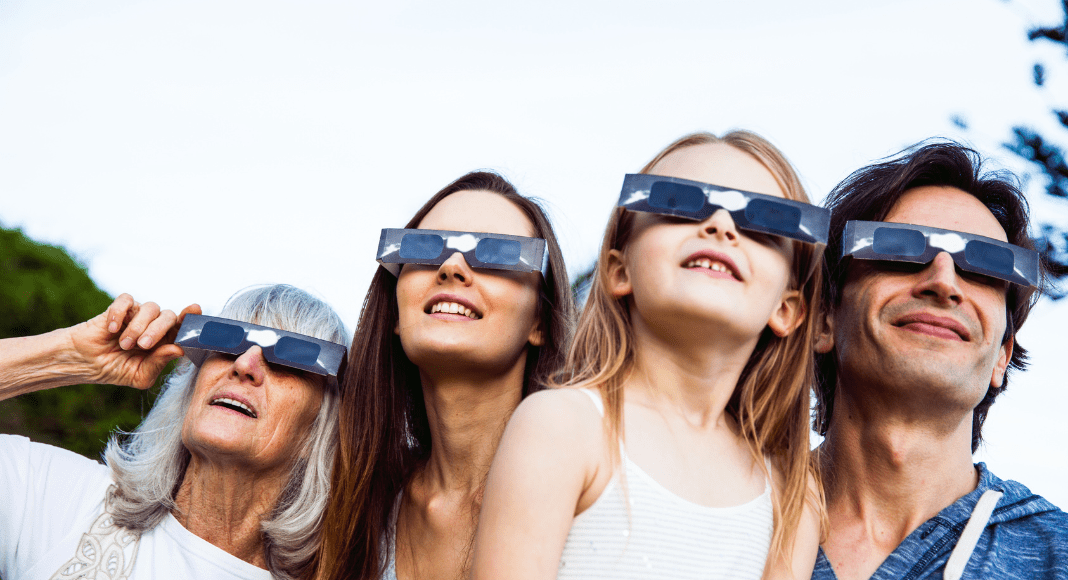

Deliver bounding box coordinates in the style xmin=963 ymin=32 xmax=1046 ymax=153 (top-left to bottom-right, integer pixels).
xmin=0 ymin=293 xmax=201 ymax=401
xmin=471 ymin=388 xmax=609 ymax=580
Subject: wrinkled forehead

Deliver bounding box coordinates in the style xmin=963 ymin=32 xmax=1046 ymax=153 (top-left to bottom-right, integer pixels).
xmin=884 ymin=186 xmax=1009 ymax=243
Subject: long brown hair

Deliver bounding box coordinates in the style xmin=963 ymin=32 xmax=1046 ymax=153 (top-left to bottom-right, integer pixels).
xmin=560 ymin=131 xmax=824 ymax=566
xmin=310 ymin=171 xmax=574 ymax=580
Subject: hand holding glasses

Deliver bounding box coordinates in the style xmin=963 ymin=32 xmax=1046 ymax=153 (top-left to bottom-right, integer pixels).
xmin=175 ymin=314 xmax=348 ymax=387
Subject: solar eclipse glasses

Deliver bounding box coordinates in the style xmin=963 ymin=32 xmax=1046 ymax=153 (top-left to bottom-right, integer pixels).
xmin=377 ymin=228 xmax=549 ymax=277
xmin=175 ymin=314 xmax=348 ymax=386
xmin=842 ymin=220 xmax=1039 ymax=288
xmin=617 ymin=174 xmax=830 ymax=246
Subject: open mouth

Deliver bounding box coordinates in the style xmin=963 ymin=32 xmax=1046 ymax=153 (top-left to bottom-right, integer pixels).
xmin=427 ymin=301 xmax=481 ymax=320
xmin=210 ymin=397 xmax=257 ymax=418
xmin=683 ymin=257 xmax=741 ymax=280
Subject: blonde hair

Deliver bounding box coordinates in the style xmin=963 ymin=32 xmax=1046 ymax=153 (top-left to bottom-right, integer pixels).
xmin=559 ymin=130 xmax=824 ymax=567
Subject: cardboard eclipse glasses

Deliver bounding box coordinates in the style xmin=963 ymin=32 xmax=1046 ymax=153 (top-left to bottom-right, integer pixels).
xmin=377 ymin=228 xmax=549 ymax=277
xmin=175 ymin=314 xmax=348 ymax=387
xmin=617 ymin=174 xmax=831 ymax=246
xmin=842 ymin=220 xmax=1039 ymax=288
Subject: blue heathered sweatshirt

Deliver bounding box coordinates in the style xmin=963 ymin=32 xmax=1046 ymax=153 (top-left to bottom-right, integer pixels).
xmin=812 ymin=463 xmax=1068 ymax=579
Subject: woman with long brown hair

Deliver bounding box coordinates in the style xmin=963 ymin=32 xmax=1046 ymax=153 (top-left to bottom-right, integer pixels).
xmin=310 ymin=171 xmax=573 ymax=580
xmin=471 ymin=131 xmax=826 ymax=579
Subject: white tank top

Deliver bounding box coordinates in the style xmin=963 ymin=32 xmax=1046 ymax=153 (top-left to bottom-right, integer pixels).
xmin=556 ymin=389 xmax=773 ymax=579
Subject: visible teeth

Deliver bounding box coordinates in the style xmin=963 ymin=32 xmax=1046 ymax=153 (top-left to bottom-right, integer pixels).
xmin=212 ymin=398 xmax=254 ymax=416
xmin=430 ymin=302 xmax=479 ymax=319
xmin=685 ymin=259 xmax=729 ymax=273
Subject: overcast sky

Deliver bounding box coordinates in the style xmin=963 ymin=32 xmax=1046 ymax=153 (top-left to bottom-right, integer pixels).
xmin=1 ymin=0 xmax=1066 ymax=506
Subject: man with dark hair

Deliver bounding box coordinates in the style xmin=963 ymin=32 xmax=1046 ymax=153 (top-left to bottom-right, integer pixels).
xmin=812 ymin=141 xmax=1068 ymax=580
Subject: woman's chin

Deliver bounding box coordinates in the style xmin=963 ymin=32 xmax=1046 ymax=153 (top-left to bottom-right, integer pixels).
xmin=408 ymin=344 xmax=526 ymax=379
xmin=182 ymin=426 xmax=257 ymax=463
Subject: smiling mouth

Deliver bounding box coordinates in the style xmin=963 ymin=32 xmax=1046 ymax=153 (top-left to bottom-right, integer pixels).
xmin=683 ymin=258 xmax=740 ymax=280
xmin=428 ymin=301 xmax=481 ymax=319
xmin=210 ymin=398 xmax=257 ymax=418
xmin=892 ymin=313 xmax=971 ymax=342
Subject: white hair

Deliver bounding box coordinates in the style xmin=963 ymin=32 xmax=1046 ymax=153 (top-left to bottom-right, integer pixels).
xmin=103 ymin=284 xmax=348 ymax=580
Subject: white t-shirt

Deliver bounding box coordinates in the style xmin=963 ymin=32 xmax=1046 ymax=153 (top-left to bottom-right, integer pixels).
xmin=0 ymin=434 xmax=273 ymax=580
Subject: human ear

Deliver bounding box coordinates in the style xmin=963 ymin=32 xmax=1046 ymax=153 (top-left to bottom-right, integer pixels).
xmin=528 ymin=315 xmax=545 ymax=347
xmin=990 ymin=335 xmax=1013 ymax=389
xmin=605 ymin=249 xmax=632 ymax=298
xmin=767 ymin=289 xmax=804 ymax=338
xmin=814 ymin=310 xmax=835 ymax=353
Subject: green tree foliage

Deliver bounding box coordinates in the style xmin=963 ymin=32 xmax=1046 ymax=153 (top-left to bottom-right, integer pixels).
xmin=0 ymin=225 xmax=157 ymax=459
xmin=1002 ymin=0 xmax=1068 ymax=296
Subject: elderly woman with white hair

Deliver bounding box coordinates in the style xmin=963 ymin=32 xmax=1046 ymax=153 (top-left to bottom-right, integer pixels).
xmin=0 ymin=284 xmax=348 ymax=580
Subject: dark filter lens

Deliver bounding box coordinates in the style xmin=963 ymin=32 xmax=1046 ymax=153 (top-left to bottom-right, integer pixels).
xmin=649 ymin=181 xmax=705 ymax=213
xmin=475 ymin=238 xmax=522 ymax=266
xmin=745 ymin=199 xmax=801 ymax=234
xmin=399 ymin=234 xmax=445 ymax=259
xmin=965 ymin=240 xmax=1015 ymax=277
xmin=873 ymin=227 xmax=927 ymax=257
xmin=274 ymin=337 xmax=322 ymax=367
xmin=199 ymin=321 xmax=245 ymax=349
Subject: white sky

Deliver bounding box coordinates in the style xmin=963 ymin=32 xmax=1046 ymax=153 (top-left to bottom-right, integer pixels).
xmin=1 ymin=0 xmax=1066 ymax=507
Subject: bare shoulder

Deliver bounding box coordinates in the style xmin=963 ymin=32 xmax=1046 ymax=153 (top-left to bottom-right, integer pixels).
xmin=473 ymin=387 xmax=614 ymax=579
xmin=501 ymin=387 xmax=612 ymax=495
xmin=510 ymin=387 xmax=606 ymax=441
xmin=500 ymin=386 xmax=615 ymax=517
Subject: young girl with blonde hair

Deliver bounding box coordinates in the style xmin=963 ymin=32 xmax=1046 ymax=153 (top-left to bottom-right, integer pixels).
xmin=471 ymin=131 xmax=827 ymax=579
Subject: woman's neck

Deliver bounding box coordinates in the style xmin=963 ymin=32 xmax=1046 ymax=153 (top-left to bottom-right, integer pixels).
xmin=415 ymin=363 xmax=525 ymax=496
xmin=394 ymin=364 xmax=527 ymax=580
xmin=172 ymin=456 xmax=288 ymax=569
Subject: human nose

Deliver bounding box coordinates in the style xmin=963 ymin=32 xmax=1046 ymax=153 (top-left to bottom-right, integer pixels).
xmin=698 ymin=208 xmax=739 ymax=243
xmin=232 ymin=345 xmax=267 ymax=385
xmin=437 ymin=252 xmax=475 ymax=286
xmin=913 ymin=252 xmax=964 ymax=305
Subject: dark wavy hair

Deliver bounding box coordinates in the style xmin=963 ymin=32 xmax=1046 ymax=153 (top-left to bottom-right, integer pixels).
xmin=814 ymin=141 xmax=1044 ymax=452
xmin=310 ymin=171 xmax=573 ymax=580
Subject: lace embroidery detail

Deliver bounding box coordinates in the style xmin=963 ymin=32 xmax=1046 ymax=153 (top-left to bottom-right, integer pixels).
xmin=49 ymin=486 xmax=142 ymax=580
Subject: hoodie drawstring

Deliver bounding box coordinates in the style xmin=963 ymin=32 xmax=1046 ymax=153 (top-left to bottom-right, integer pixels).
xmin=943 ymin=489 xmax=1003 ymax=580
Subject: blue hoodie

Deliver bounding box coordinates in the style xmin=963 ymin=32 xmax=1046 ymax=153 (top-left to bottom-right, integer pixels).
xmin=812 ymin=463 xmax=1068 ymax=579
